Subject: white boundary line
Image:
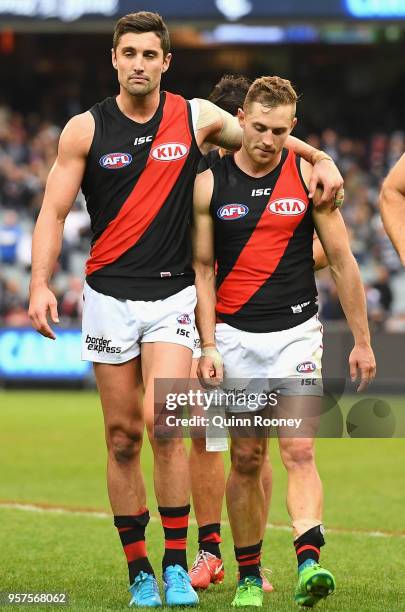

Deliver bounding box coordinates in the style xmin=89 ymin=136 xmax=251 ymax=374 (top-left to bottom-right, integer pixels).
xmin=1 ymin=501 xmax=403 ymax=539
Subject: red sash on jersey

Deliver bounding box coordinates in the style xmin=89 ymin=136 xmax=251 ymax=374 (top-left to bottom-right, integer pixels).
xmin=216 ymin=150 xmax=309 ymax=315
xmin=86 ymin=92 xmax=192 ymax=276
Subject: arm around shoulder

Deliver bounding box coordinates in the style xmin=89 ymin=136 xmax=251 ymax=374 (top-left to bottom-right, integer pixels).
xmin=194 ymin=98 xmax=242 ymax=151
xmin=291 ymin=136 xmax=344 ymax=204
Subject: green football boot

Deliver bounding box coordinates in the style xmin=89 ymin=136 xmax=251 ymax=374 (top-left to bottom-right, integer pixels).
xmin=231 ymin=576 xmax=263 ymax=607
xmin=295 ymin=560 xmax=335 ymax=607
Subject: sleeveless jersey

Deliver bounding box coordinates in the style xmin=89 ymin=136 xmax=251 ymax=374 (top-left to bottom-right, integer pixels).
xmin=211 ymin=149 xmax=318 ymax=332
xmin=82 ymin=91 xmax=201 ymax=300
xmin=197 ymin=148 xmax=221 ymax=174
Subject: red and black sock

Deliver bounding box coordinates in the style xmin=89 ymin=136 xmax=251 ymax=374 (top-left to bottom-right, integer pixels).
xmin=198 ymin=523 xmax=222 ymax=559
xmin=235 ymin=541 xmax=262 ymax=581
xmin=114 ymin=508 xmax=154 ymax=584
xmin=159 ymin=504 xmax=190 ymax=572
xmin=294 ymin=525 xmax=325 ymax=568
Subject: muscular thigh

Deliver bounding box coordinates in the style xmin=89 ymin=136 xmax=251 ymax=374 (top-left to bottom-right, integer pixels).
xmin=94 ymin=357 xmax=144 ymax=434
xmin=141 ymin=342 xmax=193 ymax=436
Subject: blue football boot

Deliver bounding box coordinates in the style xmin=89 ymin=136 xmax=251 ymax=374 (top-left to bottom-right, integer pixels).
xmin=163 ymin=564 xmax=199 ymax=606
xmin=128 ymin=571 xmax=162 ymax=607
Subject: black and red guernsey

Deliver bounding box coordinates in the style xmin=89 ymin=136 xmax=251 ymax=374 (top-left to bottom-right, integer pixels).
xmin=211 ymin=149 xmax=318 ymax=332
xmin=82 ymin=91 xmax=201 ymax=300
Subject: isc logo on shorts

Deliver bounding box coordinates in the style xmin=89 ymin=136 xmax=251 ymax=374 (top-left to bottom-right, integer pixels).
xmin=150 ymin=143 xmax=188 ymax=161
xmin=296 ymin=361 xmax=317 ymax=374
xmin=99 ymin=152 xmax=132 ymax=169
xmin=217 ymin=204 xmax=249 ymax=221
xmin=267 ymin=198 xmax=307 ymax=216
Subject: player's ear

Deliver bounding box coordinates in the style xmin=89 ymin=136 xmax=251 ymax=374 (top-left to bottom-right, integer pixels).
xmin=111 ymin=48 xmax=118 ymax=70
xmin=291 ymin=117 xmax=297 ymax=132
xmin=237 ymin=107 xmax=245 ymax=128
xmin=162 ymin=52 xmax=172 ymax=73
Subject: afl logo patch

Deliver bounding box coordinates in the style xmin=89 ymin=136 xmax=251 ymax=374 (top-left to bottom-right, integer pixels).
xmin=296 ymin=361 xmax=317 ymax=374
xmin=150 ymin=142 xmax=188 ymax=161
xmin=217 ymin=204 xmax=249 ymax=221
xmin=267 ymin=198 xmax=307 ymax=216
xmin=99 ymin=152 xmax=132 ymax=169
xmin=177 ymin=314 xmax=191 ymax=325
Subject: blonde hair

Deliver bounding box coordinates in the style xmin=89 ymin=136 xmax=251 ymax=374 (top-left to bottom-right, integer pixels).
xmin=244 ymin=76 xmax=298 ymax=115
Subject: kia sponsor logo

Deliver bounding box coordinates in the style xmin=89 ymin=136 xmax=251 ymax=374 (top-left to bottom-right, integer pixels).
xmin=177 ymin=314 xmax=191 ymax=325
xmin=99 ymin=152 xmax=132 ymax=169
xmin=296 ymin=361 xmax=317 ymax=374
xmin=267 ymin=198 xmax=307 ymax=216
xmin=150 ymin=142 xmax=188 ymax=161
xmin=217 ymin=204 xmax=249 ymax=220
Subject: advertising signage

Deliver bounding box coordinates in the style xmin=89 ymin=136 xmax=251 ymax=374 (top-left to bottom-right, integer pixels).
xmin=0 ymin=0 xmax=404 ymax=22
xmin=0 ymin=328 xmax=92 ymax=381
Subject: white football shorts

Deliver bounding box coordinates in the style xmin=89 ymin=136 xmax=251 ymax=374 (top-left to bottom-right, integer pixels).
xmin=215 ymin=314 xmax=323 ymax=412
xmin=81 ymin=282 xmax=197 ymax=363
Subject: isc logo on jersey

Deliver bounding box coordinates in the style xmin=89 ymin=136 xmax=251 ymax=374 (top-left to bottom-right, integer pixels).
xmin=296 ymin=361 xmax=317 ymax=374
xmin=267 ymin=198 xmax=307 ymax=216
xmin=99 ymin=152 xmax=132 ymax=170
xmin=150 ymin=143 xmax=188 ymax=161
xmin=217 ymin=204 xmax=249 ymax=221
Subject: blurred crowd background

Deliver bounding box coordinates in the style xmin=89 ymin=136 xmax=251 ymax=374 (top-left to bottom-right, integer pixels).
xmin=1 ymin=12 xmax=405 ymax=332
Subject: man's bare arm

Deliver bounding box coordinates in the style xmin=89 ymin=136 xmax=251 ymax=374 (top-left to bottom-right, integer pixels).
xmin=29 ymin=111 xmax=94 ymax=339
xmin=313 ymin=234 xmax=329 ymax=271
xmin=192 ymin=170 xmax=217 ymax=346
xmin=300 ymin=158 xmax=375 ymax=390
xmin=380 ymin=154 xmax=405 ymax=265
xmin=313 ymin=205 xmax=376 ymax=391
xmin=194 ymin=98 xmax=344 ymax=205
xmin=192 ymin=169 xmax=223 ymax=385
xmin=286 ymin=135 xmax=344 ymax=202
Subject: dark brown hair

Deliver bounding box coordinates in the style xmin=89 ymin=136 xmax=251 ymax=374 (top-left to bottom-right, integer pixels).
xmin=208 ymin=74 xmax=252 ymax=116
xmin=113 ymin=12 xmax=170 ymax=55
xmin=244 ymin=76 xmax=298 ymax=113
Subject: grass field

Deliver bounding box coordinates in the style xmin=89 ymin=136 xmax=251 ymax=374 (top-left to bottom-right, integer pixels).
xmin=1 ymin=390 xmax=405 ymax=610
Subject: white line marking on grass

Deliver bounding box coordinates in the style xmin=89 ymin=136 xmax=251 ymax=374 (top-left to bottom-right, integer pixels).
xmin=1 ymin=501 xmax=404 ymax=539
xmin=0 ymin=502 xmax=110 ymax=519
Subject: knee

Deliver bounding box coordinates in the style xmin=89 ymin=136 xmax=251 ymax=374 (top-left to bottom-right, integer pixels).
xmin=231 ymin=443 xmax=266 ymax=477
xmin=280 ymin=441 xmax=315 ymax=471
xmin=107 ymin=425 xmax=143 ymax=464
xmin=152 ymin=436 xmax=185 ymax=460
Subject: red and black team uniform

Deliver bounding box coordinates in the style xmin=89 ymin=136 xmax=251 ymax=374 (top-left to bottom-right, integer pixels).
xmin=80 ymin=92 xmax=202 ymax=362
xmin=210 ymin=149 xmax=323 ymax=401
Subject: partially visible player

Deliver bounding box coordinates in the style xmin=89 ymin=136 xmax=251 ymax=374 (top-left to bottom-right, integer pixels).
xmin=189 ymin=74 xmax=274 ymax=592
xmin=379 ymin=153 xmax=405 ymax=263
xmin=193 ymin=76 xmax=375 ymax=607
